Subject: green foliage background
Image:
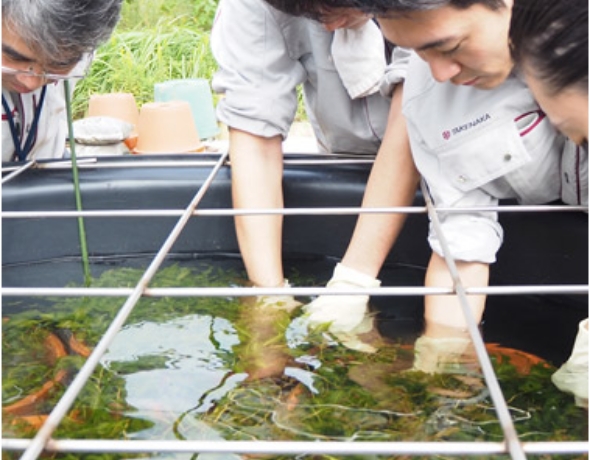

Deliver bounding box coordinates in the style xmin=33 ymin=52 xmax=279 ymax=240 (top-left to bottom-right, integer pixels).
xmin=71 ymin=0 xmax=220 ymax=119
xmin=72 ymin=0 xmax=307 ymax=123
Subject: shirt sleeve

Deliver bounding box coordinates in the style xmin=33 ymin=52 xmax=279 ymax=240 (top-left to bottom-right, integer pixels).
xmin=210 ymin=0 xmax=307 ymax=139
xmin=380 ymin=47 xmax=413 ymax=97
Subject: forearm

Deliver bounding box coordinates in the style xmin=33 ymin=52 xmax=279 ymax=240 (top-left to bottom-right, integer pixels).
xmin=229 ymin=128 xmax=285 ymax=287
xmin=341 ymin=85 xmax=420 ymax=277
xmin=424 ymin=252 xmax=489 ymax=332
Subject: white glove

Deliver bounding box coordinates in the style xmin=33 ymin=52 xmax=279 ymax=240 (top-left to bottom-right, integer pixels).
xmin=253 ymin=280 xmax=302 ymax=312
xmin=331 ymin=315 xmax=379 ymax=353
xmin=303 ymin=263 xmax=381 ymax=333
xmin=412 ymin=335 xmax=478 ymax=375
xmin=552 ymin=318 xmax=588 ymax=408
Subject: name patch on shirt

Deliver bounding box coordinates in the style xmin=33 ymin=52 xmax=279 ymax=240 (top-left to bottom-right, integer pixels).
xmin=442 ymin=113 xmax=492 ymax=140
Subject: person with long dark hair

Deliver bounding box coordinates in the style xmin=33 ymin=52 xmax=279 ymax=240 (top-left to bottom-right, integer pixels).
xmin=510 ymin=0 xmax=588 ymax=409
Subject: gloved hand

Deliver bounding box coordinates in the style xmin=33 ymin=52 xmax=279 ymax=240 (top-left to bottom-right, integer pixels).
xmin=303 ymin=263 xmax=381 ymax=333
xmin=237 ymin=280 xmax=301 ymax=380
xmin=412 ymin=334 xmax=478 ymax=375
xmin=248 ymin=280 xmax=302 ymax=312
xmin=552 ymin=318 xmax=588 ymax=408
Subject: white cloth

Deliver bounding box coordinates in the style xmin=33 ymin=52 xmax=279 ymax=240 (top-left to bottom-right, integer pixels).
xmin=331 ymin=21 xmax=385 ymax=100
xmin=380 ymin=46 xmax=413 ymax=97
xmin=402 ymin=54 xmax=565 ymax=262
xmin=552 ymin=318 xmax=589 ymax=408
xmin=211 ymin=0 xmax=398 ymax=154
xmin=73 ymin=116 xmax=134 ymax=145
xmin=2 ymin=83 xmax=70 ymax=162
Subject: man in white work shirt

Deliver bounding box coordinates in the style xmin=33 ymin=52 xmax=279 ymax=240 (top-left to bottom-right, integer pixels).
xmin=263 ymin=0 xmax=586 ymax=370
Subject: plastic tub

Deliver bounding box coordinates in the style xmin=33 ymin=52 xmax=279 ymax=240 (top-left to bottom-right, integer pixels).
xmin=2 ymin=154 xmax=587 ymax=364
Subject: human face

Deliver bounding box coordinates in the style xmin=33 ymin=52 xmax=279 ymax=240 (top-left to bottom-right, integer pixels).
xmin=2 ymin=22 xmax=81 ymax=93
xmin=319 ymin=8 xmax=373 ymax=32
xmin=523 ymin=64 xmax=588 ymax=146
xmin=377 ymin=3 xmax=514 ymax=89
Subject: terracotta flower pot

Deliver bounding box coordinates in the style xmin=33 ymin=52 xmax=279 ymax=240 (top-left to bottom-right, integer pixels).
xmin=154 ymin=79 xmax=219 ymax=140
xmin=134 ymin=101 xmax=204 ymax=154
xmin=87 ymin=92 xmax=140 ymax=136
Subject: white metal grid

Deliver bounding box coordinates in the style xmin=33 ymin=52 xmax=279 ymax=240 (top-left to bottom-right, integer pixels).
xmin=2 ymin=154 xmax=588 ymax=459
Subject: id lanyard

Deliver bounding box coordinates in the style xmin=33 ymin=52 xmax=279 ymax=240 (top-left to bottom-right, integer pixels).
xmin=2 ymin=85 xmax=47 ymax=162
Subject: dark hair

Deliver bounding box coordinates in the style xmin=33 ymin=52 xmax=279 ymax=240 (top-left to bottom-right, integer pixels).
xmin=2 ymin=0 xmax=123 ymax=66
xmin=510 ymin=0 xmax=588 ymax=95
xmin=263 ymin=0 xmax=506 ymax=22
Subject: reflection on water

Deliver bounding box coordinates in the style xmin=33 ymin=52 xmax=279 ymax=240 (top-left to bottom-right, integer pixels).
xmin=101 ymin=315 xmax=240 ymax=439
xmin=2 ymin=256 xmax=588 ymax=459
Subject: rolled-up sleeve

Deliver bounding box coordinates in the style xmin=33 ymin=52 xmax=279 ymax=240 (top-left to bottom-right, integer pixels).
xmin=380 ymin=47 xmax=412 ymax=97
xmin=211 ymin=0 xmax=306 ymax=139
xmin=426 ymin=189 xmax=504 ymax=264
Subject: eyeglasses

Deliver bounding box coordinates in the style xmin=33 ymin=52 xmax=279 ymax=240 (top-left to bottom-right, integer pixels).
xmin=1 ymin=65 xmax=88 ymax=82
xmin=1 ymin=55 xmax=92 ymax=82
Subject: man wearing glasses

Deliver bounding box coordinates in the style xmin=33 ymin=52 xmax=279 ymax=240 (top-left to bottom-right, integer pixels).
xmin=2 ymin=0 xmax=123 ymax=163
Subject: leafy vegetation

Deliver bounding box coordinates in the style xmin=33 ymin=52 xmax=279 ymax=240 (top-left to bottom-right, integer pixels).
xmin=72 ymin=0 xmax=307 ymax=123
xmin=72 ymin=0 xmax=220 ymax=119
xmin=3 ymin=263 xmax=587 ymax=460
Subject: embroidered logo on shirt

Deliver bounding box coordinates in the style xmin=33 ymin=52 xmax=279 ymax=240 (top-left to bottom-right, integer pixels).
xmin=442 ymin=113 xmax=492 ymax=140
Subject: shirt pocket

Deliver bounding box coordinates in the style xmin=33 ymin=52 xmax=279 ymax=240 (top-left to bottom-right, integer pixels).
xmin=436 ymin=117 xmax=533 ymax=193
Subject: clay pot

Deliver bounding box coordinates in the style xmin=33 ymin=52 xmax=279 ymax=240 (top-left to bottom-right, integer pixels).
xmin=134 ymin=101 xmax=204 ymax=154
xmin=154 ymin=79 xmax=219 ymax=140
xmin=87 ymin=92 xmax=139 ymax=132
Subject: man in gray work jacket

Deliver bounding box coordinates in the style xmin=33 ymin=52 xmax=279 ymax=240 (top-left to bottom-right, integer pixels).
xmin=210 ymin=0 xmax=419 ymax=336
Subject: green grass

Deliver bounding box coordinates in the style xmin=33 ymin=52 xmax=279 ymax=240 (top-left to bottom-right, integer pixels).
xmin=72 ymin=0 xmax=219 ymax=119
xmin=117 ymin=0 xmax=218 ymax=31
xmin=72 ymin=0 xmax=307 ymax=123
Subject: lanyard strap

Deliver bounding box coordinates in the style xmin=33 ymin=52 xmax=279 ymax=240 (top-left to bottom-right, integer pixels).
xmin=2 ymin=85 xmax=47 ymax=162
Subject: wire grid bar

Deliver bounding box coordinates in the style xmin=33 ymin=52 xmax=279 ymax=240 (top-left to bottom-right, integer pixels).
xmin=2 ymin=155 xmax=588 ymax=460
xmin=2 ymin=203 xmax=587 ymax=219
xmin=2 ymin=284 xmax=588 ymax=298
xmin=0 ymin=159 xmax=35 ymax=184
xmin=18 ymin=153 xmax=230 ymax=460
xmin=3 ymin=439 xmax=589 ymax=456
xmin=0 ymin=156 xmax=376 ymax=174
xmin=421 ymin=180 xmax=528 ymax=460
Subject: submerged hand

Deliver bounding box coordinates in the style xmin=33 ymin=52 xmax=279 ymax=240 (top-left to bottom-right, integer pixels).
xmin=412 ymin=334 xmax=478 ymax=375
xmin=255 ymin=294 xmax=302 ymax=312
xmin=243 ymin=279 xmax=302 ymax=312
xmin=303 ymin=263 xmax=381 ymax=333
xmin=237 ymin=280 xmax=301 ymax=380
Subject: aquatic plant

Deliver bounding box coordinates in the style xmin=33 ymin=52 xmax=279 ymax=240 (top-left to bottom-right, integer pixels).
xmin=2 ymin=264 xmax=588 ymax=460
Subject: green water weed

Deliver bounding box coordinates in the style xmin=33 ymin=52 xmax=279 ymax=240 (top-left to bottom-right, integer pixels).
xmin=3 ymin=264 xmax=588 ymax=455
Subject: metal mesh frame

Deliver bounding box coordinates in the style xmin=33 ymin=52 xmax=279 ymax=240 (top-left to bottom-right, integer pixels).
xmin=2 ymin=154 xmax=588 ymax=460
